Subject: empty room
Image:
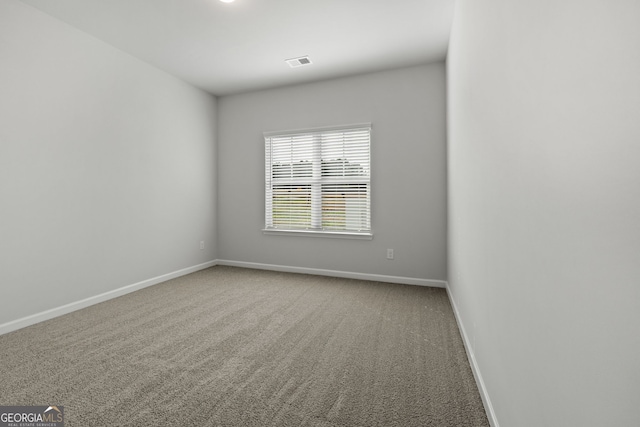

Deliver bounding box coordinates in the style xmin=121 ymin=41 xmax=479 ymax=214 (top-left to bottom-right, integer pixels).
xmin=1 ymin=0 xmax=638 ymax=426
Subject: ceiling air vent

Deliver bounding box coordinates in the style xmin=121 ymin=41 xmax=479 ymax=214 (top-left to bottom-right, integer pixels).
xmin=285 ymin=56 xmax=312 ymax=68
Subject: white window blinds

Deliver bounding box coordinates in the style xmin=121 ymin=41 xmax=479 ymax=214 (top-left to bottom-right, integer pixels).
xmin=265 ymin=124 xmax=371 ymax=236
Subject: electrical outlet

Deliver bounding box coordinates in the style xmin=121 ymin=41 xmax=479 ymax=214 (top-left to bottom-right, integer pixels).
xmin=386 ymin=248 xmax=394 ymax=260
xmin=200 ymin=241 xmax=205 ymax=250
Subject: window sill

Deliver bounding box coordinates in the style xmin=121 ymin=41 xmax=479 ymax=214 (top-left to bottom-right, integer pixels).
xmin=262 ymin=229 xmax=373 ymax=240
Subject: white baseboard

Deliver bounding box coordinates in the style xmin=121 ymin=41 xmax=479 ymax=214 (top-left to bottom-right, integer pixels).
xmin=215 ymin=259 xmax=447 ymax=288
xmin=1 ymin=258 xmax=446 ymax=334
xmin=0 ymin=260 xmax=217 ymax=336
xmin=446 ymin=285 xmax=500 ymax=427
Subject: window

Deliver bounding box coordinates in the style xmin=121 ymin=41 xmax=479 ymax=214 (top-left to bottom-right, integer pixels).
xmin=264 ymin=124 xmax=371 ymax=238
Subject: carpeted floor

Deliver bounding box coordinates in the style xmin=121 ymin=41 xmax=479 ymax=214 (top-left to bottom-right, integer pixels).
xmin=0 ymin=266 xmax=489 ymax=426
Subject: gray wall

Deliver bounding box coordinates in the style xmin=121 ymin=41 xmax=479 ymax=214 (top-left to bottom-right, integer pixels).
xmin=218 ymin=64 xmax=447 ymax=281
xmin=447 ymin=0 xmax=640 ymax=426
xmin=0 ymin=0 xmax=217 ymax=326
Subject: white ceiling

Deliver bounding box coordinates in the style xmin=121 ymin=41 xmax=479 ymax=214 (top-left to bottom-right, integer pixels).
xmin=19 ymin=0 xmax=454 ymax=96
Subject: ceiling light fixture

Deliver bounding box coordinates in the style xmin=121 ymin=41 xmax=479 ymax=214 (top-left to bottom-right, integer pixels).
xmin=219 ymin=0 xmax=235 ymax=3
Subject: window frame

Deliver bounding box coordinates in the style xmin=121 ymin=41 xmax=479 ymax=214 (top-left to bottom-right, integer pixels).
xmin=263 ymin=123 xmax=373 ymax=240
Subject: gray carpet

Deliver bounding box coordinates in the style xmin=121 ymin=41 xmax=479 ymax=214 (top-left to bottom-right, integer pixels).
xmin=0 ymin=266 xmax=489 ymax=426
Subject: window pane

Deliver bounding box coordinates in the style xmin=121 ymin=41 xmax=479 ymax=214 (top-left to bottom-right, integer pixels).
xmin=321 ymin=184 xmax=369 ymax=231
xmin=272 ymin=184 xmax=312 ymax=229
